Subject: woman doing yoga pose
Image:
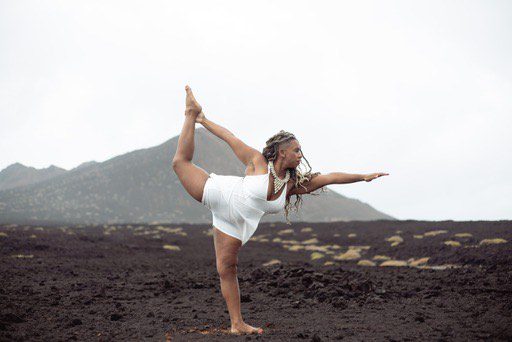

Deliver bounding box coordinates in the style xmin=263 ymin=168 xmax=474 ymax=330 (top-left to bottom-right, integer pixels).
xmin=172 ymin=85 xmax=389 ymax=335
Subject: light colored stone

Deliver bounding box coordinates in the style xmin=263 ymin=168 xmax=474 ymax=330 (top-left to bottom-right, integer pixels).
xmin=454 ymin=233 xmax=473 ymax=238
xmin=444 ymin=240 xmax=461 ymax=247
xmin=479 ymin=238 xmax=507 ymax=245
xmin=415 ymin=264 xmax=461 ymax=270
xmin=386 ymin=236 xmax=403 ymax=244
xmin=163 ymin=244 xmax=180 ymax=251
xmin=11 ymin=254 xmax=34 ymax=258
xmin=408 ymin=257 xmax=430 ymax=267
xmin=280 ymin=239 xmax=300 ymax=244
xmin=311 ymin=252 xmax=325 ymax=260
xmin=424 ymin=230 xmax=448 ymax=237
xmin=263 ymin=259 xmax=281 ymax=266
xmin=304 ymin=245 xmax=330 ymax=252
xmin=373 ymin=255 xmax=391 ymax=260
xmin=348 ymin=245 xmax=371 ymax=250
xmin=357 ymin=259 xmax=376 ymax=266
xmin=333 ymin=249 xmax=361 ymax=260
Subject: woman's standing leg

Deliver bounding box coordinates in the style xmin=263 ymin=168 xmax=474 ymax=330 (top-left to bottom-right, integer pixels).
xmin=174 ymin=86 xmax=262 ymax=335
xmin=213 ymin=227 xmax=263 ymax=335
xmin=172 ymin=86 xmax=209 ymax=202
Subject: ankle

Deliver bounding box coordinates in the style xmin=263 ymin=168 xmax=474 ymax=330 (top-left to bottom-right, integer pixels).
xmin=231 ymin=319 xmax=245 ymax=328
xmin=185 ymin=109 xmax=199 ymax=117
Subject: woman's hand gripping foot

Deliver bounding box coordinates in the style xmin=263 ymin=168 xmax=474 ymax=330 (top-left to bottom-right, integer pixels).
xmin=184 ymin=85 xmax=205 ymax=123
xmin=230 ymin=322 xmax=264 ymax=335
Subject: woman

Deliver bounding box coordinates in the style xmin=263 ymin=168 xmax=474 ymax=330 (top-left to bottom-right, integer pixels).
xmin=172 ymin=85 xmax=389 ymax=335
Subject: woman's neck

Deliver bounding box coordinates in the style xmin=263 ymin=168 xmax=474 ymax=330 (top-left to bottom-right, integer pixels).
xmin=272 ymin=160 xmax=288 ymax=179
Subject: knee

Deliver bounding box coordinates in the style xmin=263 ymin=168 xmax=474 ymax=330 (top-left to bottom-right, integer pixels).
xmin=217 ymin=261 xmax=238 ymax=279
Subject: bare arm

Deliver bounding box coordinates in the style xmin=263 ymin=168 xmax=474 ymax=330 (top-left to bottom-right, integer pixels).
xmin=330 ymin=172 xmax=366 ymax=184
xmin=290 ymin=172 xmax=389 ymax=195
xmin=200 ymin=116 xmax=261 ymax=166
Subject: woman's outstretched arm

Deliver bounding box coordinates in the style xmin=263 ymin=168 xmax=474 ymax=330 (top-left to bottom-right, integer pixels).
xmin=199 ymin=114 xmax=261 ymax=166
xmin=289 ymin=172 xmax=389 ymax=195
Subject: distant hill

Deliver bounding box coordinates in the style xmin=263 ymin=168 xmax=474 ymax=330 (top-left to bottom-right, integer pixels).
xmin=73 ymin=161 xmax=99 ymax=171
xmin=0 ymin=127 xmax=395 ymax=224
xmin=0 ymin=163 xmax=67 ymax=191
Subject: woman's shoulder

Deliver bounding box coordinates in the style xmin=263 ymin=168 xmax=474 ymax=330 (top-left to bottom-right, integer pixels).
xmin=245 ymin=154 xmax=268 ymax=176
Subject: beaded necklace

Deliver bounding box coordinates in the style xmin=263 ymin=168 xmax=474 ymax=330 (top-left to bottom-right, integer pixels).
xmin=268 ymin=160 xmax=290 ymax=194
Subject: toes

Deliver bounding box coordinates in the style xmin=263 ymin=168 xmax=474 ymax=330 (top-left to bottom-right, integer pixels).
xmin=250 ymin=327 xmax=263 ymax=334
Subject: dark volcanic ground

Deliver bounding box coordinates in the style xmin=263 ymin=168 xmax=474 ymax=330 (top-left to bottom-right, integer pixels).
xmin=0 ymin=220 xmax=511 ymax=341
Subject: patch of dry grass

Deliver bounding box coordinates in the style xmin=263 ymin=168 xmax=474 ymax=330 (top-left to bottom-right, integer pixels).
xmin=163 ymin=244 xmax=181 ymax=251
xmin=424 ymin=230 xmax=448 ymax=237
xmin=380 ymin=260 xmax=408 ymax=267
xmin=263 ymin=259 xmax=281 ymax=266
xmin=357 ymin=259 xmax=376 ymax=266
xmin=444 ymin=240 xmax=461 ymax=247
xmin=479 ymin=238 xmax=507 ymax=245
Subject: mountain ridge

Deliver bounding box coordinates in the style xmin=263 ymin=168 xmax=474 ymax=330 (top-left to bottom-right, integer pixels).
xmin=0 ymin=127 xmax=395 ymax=224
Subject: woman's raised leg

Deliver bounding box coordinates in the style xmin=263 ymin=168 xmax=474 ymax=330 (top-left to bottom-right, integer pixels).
xmin=172 ymin=86 xmax=209 ymax=203
xmin=213 ymin=227 xmax=263 ymax=335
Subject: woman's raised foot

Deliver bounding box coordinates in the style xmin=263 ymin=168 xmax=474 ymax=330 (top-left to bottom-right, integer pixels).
xmin=184 ymin=85 xmax=203 ymax=117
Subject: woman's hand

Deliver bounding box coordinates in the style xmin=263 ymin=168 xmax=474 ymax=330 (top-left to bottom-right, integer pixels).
xmin=363 ymin=172 xmax=389 ymax=182
xmin=196 ymin=111 xmax=206 ymax=124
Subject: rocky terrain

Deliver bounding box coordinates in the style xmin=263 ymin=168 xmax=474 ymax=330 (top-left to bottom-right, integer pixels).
xmin=1 ymin=220 xmax=510 ymax=341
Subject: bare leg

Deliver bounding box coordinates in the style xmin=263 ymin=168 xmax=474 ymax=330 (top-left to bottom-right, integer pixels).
xmin=213 ymin=227 xmax=263 ymax=335
xmin=172 ymin=86 xmax=209 ymax=202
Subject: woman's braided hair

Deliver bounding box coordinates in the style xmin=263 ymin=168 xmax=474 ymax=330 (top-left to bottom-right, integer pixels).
xmin=262 ymin=130 xmax=327 ymax=224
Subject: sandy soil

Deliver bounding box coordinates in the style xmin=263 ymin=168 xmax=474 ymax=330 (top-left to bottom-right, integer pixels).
xmin=0 ymin=220 xmax=511 ymax=341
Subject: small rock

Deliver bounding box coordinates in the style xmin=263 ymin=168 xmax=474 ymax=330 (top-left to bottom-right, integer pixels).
xmin=311 ymin=333 xmax=322 ymax=341
xmin=110 ymin=313 xmax=123 ymax=321
xmin=70 ymin=318 xmax=82 ymax=326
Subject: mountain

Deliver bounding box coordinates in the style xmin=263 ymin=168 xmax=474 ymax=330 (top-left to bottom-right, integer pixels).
xmin=0 ymin=163 xmax=67 ymax=191
xmin=0 ymin=127 xmax=395 ymax=224
xmin=72 ymin=161 xmax=99 ymax=171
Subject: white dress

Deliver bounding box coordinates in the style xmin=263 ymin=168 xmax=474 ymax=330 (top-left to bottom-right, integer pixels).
xmin=201 ymin=163 xmax=287 ymax=245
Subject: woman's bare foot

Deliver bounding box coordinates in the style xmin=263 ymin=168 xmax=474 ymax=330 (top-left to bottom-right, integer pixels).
xmin=184 ymin=85 xmax=202 ymax=117
xmin=230 ymin=322 xmax=264 ymax=335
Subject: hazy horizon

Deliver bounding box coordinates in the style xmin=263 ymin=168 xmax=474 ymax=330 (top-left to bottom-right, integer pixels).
xmin=1 ymin=1 xmax=511 ymax=221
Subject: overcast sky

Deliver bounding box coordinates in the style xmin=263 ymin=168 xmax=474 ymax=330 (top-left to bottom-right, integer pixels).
xmin=1 ymin=1 xmax=511 ymax=221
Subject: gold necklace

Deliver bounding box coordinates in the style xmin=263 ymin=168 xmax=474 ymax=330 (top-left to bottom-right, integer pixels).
xmin=269 ymin=160 xmax=290 ymax=194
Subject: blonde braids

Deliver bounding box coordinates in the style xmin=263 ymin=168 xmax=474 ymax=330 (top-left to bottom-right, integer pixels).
xmin=261 ymin=130 xmax=326 ymax=224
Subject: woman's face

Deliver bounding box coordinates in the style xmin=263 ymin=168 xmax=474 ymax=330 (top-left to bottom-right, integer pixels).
xmin=280 ymin=139 xmax=302 ymax=168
